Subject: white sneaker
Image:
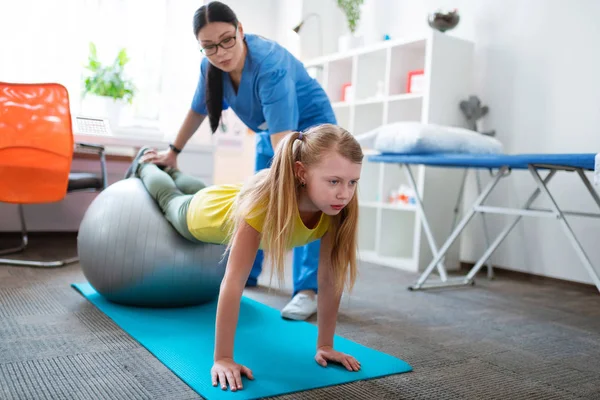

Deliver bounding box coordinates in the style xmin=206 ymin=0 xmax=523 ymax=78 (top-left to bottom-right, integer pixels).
xmin=281 ymin=292 xmax=317 ymax=320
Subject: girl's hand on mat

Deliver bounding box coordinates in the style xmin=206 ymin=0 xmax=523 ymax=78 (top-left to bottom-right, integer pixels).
xmin=211 ymin=358 xmax=254 ymax=391
xmin=141 ymin=148 xmax=178 ymax=169
xmin=315 ymin=346 xmax=361 ymax=372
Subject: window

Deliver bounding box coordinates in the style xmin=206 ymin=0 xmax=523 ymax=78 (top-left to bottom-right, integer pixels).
xmin=0 ymin=0 xmax=295 ymax=137
xmin=0 ymin=0 xmax=204 ymax=135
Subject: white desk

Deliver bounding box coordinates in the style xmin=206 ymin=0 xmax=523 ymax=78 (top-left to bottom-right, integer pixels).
xmin=0 ymin=124 xmax=216 ymax=232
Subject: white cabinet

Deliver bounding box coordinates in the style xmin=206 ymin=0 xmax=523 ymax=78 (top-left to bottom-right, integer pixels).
xmin=303 ymin=30 xmax=474 ymax=272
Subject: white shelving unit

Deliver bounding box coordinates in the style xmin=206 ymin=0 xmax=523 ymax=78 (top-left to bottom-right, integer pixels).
xmin=303 ymin=30 xmax=475 ymax=273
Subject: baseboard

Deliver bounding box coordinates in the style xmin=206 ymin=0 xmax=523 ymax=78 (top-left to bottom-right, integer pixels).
xmin=460 ymin=261 xmax=597 ymax=293
xmin=74 ymin=152 xmax=133 ymax=162
xmin=0 ymin=231 xmax=78 ymax=239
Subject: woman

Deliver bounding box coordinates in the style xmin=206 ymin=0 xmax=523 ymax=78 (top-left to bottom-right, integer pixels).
xmin=144 ymin=1 xmax=337 ymax=320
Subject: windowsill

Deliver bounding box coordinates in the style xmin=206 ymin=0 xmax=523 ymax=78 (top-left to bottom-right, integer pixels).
xmin=74 ymin=126 xmax=214 ymax=156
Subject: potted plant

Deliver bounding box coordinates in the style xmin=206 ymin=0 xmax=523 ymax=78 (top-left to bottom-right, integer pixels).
xmin=81 ymin=42 xmax=136 ymax=129
xmin=337 ymin=0 xmax=364 ymax=52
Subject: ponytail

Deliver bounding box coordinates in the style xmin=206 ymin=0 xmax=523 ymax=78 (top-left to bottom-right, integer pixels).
xmin=206 ymin=64 xmax=223 ymax=133
xmin=227 ymin=131 xmax=301 ymax=287
xmin=259 ymin=131 xmax=301 ymax=286
xmin=266 ymin=131 xmax=301 ymax=245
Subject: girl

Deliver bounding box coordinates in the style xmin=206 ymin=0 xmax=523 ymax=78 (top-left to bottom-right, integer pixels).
xmin=126 ymin=123 xmax=363 ymax=392
xmin=142 ymin=1 xmax=338 ymax=320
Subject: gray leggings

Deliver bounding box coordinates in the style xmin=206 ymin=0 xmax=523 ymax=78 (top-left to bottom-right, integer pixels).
xmin=138 ymin=163 xmax=207 ymax=242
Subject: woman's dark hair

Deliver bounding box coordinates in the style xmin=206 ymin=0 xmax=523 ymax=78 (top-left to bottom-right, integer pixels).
xmin=193 ymin=1 xmax=238 ymax=133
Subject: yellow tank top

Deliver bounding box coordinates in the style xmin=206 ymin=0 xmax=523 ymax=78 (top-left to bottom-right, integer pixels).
xmin=186 ymin=184 xmax=330 ymax=249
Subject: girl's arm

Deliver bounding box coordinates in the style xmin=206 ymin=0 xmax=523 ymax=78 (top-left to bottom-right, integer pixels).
xmin=316 ymin=229 xmax=339 ymax=348
xmin=214 ymin=220 xmax=261 ymax=361
xmin=315 ymin=230 xmax=361 ymax=372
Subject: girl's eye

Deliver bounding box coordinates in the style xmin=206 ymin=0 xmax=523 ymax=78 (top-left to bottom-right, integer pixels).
xmin=330 ymin=180 xmax=339 ymax=185
xmin=349 ymin=180 xmax=357 ymax=186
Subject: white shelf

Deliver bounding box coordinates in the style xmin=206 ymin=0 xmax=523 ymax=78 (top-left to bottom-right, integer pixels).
xmin=355 ymin=97 xmax=386 ymax=106
xmin=359 ymin=201 xmax=379 ymax=209
xmin=73 ymin=131 xmax=214 ymax=155
xmin=360 ymin=201 xmax=416 ymax=211
xmin=305 ymin=30 xmax=474 ymax=273
xmin=381 ymin=202 xmax=417 ymax=211
xmin=303 ymin=35 xmax=429 ymax=68
xmin=332 ymin=101 xmax=351 ymax=108
xmin=387 ymin=93 xmax=423 ymax=102
xmin=362 ymin=148 xmax=381 ymax=156
xmin=357 ymin=250 xmax=415 ymax=271
xmin=332 ymin=94 xmax=422 ymax=108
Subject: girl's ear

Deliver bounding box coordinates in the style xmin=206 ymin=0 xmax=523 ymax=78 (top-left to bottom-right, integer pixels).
xmin=238 ymin=22 xmax=244 ymax=38
xmin=294 ymin=161 xmax=306 ymax=184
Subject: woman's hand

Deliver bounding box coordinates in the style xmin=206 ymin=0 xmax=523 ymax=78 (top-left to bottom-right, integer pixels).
xmin=315 ymin=346 xmax=361 ymax=371
xmin=140 ymin=148 xmax=178 ymax=169
xmin=211 ymin=358 xmax=254 ymax=391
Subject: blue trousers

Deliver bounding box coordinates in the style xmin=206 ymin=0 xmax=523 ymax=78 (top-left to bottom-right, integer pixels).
xmin=247 ymin=151 xmax=320 ymax=296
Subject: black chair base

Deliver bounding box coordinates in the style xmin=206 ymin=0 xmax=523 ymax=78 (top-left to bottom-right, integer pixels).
xmin=0 ymin=204 xmax=79 ymax=268
xmin=1 ymin=143 xmax=107 ymax=268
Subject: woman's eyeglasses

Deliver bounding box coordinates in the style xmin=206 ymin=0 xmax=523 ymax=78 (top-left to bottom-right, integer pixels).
xmin=199 ymin=29 xmax=238 ymax=56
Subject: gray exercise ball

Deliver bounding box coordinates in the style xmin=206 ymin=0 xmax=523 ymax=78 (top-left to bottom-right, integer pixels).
xmin=77 ymin=178 xmax=227 ymax=307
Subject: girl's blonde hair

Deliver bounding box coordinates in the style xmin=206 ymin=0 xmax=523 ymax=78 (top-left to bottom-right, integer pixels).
xmin=227 ymin=124 xmax=363 ymax=295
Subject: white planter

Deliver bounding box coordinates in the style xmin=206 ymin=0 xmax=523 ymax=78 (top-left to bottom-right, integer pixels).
xmin=338 ymin=34 xmax=364 ymax=53
xmin=80 ymin=94 xmax=125 ymax=130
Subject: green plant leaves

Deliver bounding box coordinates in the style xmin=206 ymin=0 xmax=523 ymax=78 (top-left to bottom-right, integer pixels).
xmin=336 ymin=0 xmax=364 ymax=34
xmin=83 ymin=42 xmax=136 ymax=103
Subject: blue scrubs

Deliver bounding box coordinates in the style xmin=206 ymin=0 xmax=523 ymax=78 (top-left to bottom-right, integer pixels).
xmin=191 ymin=34 xmax=336 ymax=296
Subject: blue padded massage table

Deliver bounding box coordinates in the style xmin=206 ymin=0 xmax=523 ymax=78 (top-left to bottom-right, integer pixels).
xmin=368 ymin=152 xmax=600 ymax=293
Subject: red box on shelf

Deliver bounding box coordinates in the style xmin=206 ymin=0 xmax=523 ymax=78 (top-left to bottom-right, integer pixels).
xmin=341 ymin=82 xmax=352 ymax=102
xmin=406 ymin=70 xmax=425 ymax=94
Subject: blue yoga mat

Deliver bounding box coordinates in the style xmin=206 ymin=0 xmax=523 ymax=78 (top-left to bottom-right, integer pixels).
xmin=73 ymin=282 xmax=412 ymax=399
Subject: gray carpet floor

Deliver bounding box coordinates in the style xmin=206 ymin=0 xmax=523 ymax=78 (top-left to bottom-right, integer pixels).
xmin=1 ymin=234 xmax=600 ymax=399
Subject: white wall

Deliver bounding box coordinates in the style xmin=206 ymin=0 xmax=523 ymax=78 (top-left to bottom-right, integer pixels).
xmin=274 ymin=0 xmax=303 ymax=57
xmin=215 ymin=0 xmax=279 ymax=39
xmin=306 ymin=0 xmax=600 ymax=285
xmin=299 ymin=0 xmax=347 ymax=59
xmin=454 ymin=0 xmax=600 ymax=286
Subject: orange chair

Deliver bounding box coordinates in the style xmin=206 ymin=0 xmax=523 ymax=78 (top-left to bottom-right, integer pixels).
xmin=0 ymin=82 xmax=107 ymax=267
